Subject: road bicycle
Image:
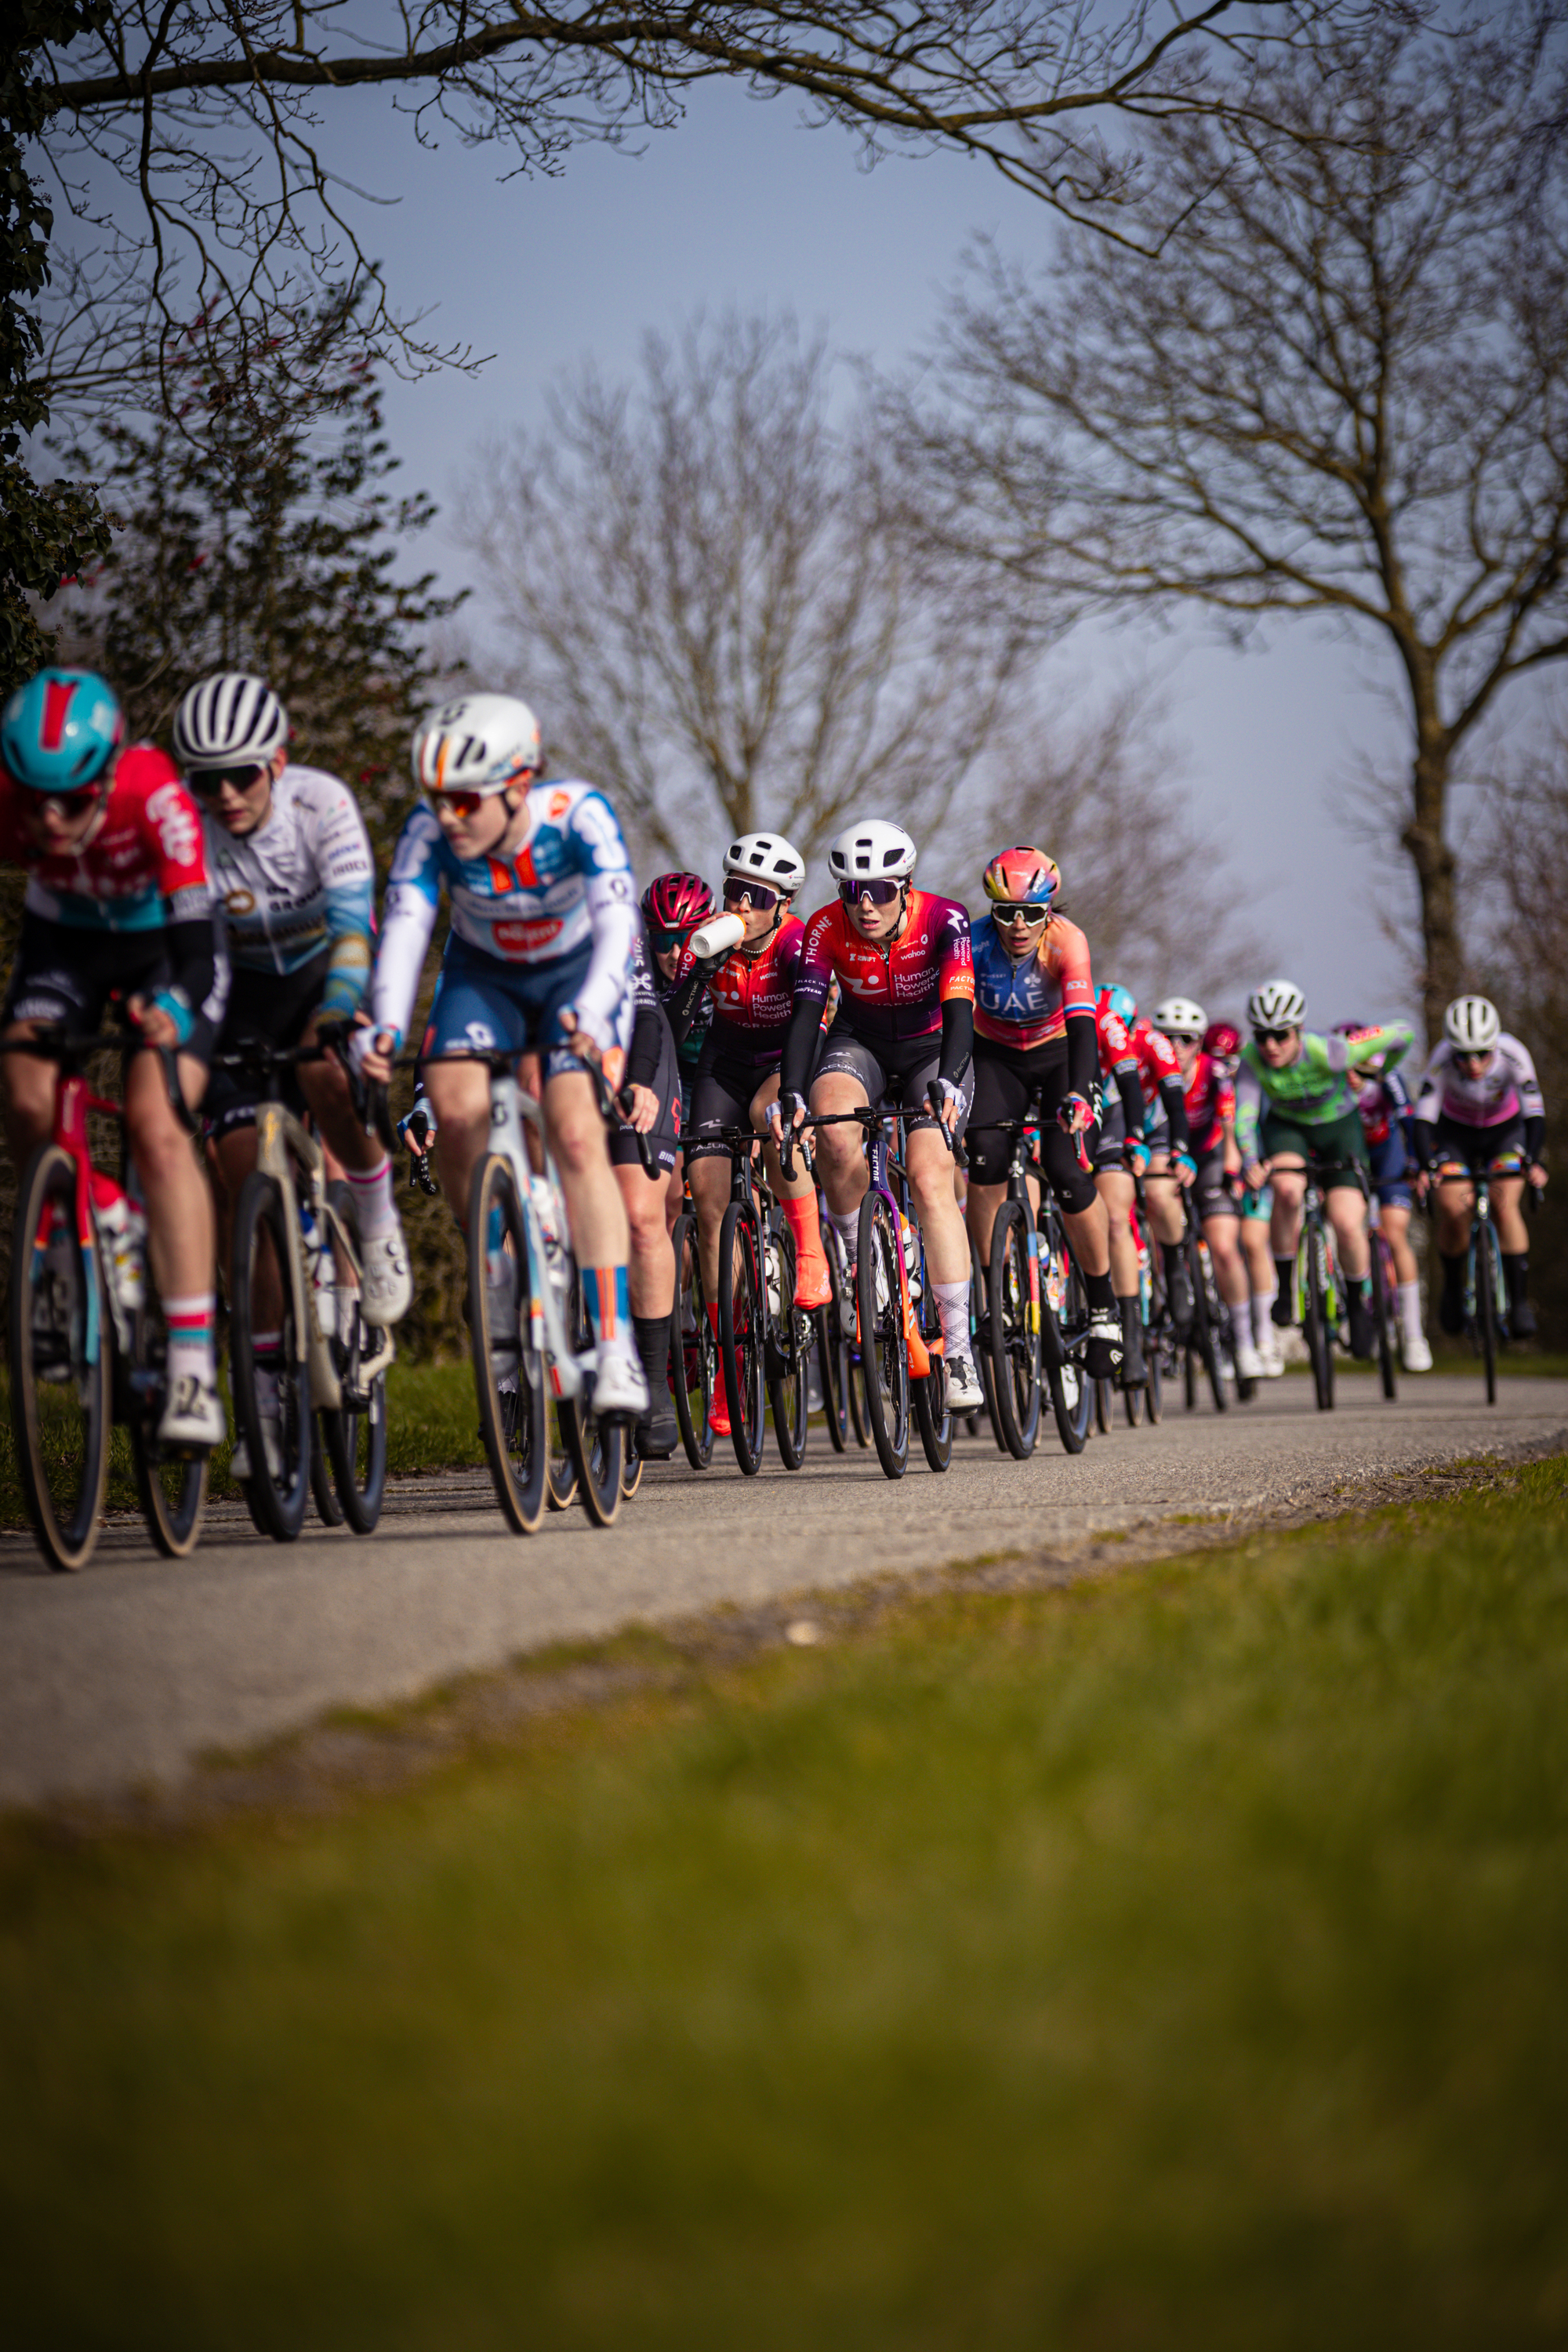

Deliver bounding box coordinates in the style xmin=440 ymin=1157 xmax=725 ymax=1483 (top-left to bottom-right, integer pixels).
xmin=1133 ymin=1170 xmax=1230 ymax=1417
xmin=700 ymin=1123 xmax=815 ymax=1475
xmin=669 ymin=1162 xmax=717 ymax=1469
xmin=787 ymin=1093 xmax=956 ymax=1480
xmin=1425 ymin=1148 xmax=1533 ymax=1406
xmin=977 ymin=1116 xmax=1095 ymax=1459
xmin=5 ymin=1029 xmax=209 ymax=1570
xmin=215 ymin=1035 xmax=395 ymax=1542
xmin=1279 ymin=1153 xmax=1396 ymax=1412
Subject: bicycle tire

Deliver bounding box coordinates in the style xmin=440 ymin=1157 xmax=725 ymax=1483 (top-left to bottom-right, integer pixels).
xmin=621 ymin=1435 xmax=646 ymax=1497
xmin=719 ymin=1199 xmax=767 ymax=1475
xmin=1190 ymin=1236 xmax=1228 ymax=1414
xmin=1304 ymin=1225 xmax=1334 ymax=1411
xmin=670 ymin=1211 xmax=715 ymax=1470
xmin=857 ymin=1190 xmax=909 ymax=1478
xmin=318 ymin=1183 xmax=390 ymax=1533
xmin=1475 ymin=1217 xmax=1498 ymax=1406
xmin=466 ymin=1155 xmax=549 ymax=1534
xmin=813 ymin=1215 xmax=851 ymax=1454
xmin=912 ymin=1250 xmax=953 ymax=1473
xmin=310 ymin=1419 xmax=344 ymax=1526
xmin=1142 ymin=1249 xmax=1164 ymax=1425
xmin=546 ymin=1403 xmax=579 ymax=1508
xmin=766 ymin=1217 xmax=809 ymax=1470
xmin=1040 ymin=1205 xmax=1090 ymax=1455
xmin=10 ymin=1145 xmax=111 ymax=1571
xmin=973 ymin=1236 xmax=1006 ymax=1454
xmin=1123 ymin=1363 xmax=1145 ymax=1427
xmin=124 ymin=1294 xmax=208 ymax=1558
xmin=1370 ymin=1229 xmax=1399 ymax=1403
xmin=986 ymin=1200 xmax=1040 ymax=1460
xmin=230 ymin=1168 xmax=313 ymax=1541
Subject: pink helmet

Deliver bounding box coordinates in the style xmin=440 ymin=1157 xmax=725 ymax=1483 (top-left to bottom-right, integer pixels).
xmin=641 ymin=871 xmax=716 ymax=937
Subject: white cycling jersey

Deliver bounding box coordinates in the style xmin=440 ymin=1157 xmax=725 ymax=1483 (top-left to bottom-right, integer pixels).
xmin=202 ymin=763 xmax=375 ymax=997
xmin=1416 ymin=1034 xmax=1544 ymax=1129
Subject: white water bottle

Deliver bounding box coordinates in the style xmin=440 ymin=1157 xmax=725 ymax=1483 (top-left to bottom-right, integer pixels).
xmin=96 ymin=1190 xmax=147 ymax=1312
xmin=689 ymin=912 xmax=745 ymax=961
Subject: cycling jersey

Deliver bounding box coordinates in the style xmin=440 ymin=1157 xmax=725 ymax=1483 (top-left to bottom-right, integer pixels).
xmin=368 ymin=781 xmax=638 ymax=1057
xmin=1181 ymin=1051 xmax=1235 ymax=1156
xmin=203 ymin=763 xmax=374 ymax=1020
xmin=1098 ymin=1009 xmax=1191 ymax=1152
xmin=1352 ymin=1065 xmax=1416 ymax=1154
xmin=1234 ymin=1021 xmax=1413 ymax=1160
xmin=781 ymin=891 xmax=973 ymax=1102
xmin=972 ymin=913 xmax=1093 ymax=1051
xmin=671 ymin=915 xmax=805 ymax=1069
xmin=1415 ymin=1036 xmax=1543 ymax=1131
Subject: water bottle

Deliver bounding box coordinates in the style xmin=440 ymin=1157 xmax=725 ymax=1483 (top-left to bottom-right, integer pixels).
xmin=93 ymin=1178 xmax=147 ymax=1312
xmin=689 ymin=912 xmax=746 ymax=961
xmin=766 ymin=1236 xmax=783 ymax=1319
xmin=898 ymin=1211 xmax=921 ymax=1301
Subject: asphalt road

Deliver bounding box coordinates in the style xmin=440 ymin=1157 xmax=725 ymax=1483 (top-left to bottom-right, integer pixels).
xmin=4 ymin=1372 xmax=1566 ymax=1809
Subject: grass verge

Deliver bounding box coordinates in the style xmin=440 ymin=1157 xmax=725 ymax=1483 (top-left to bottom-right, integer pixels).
xmin=4 ymin=1461 xmax=1568 ymax=2347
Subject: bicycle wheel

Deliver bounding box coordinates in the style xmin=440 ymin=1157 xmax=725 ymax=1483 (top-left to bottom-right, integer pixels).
xmin=9 ymin=1145 xmax=111 ymax=1571
xmin=546 ymin=1403 xmax=579 ymax=1508
xmin=466 ymin=1154 xmax=549 ymax=1534
xmin=1040 ymin=1207 xmax=1090 ymax=1455
xmin=122 ymin=1295 xmax=208 ymax=1558
xmin=1474 ymin=1218 xmax=1498 ymax=1406
xmin=814 ymin=1214 xmax=851 ymax=1454
xmin=1142 ymin=1254 xmax=1164 ymax=1426
xmin=986 ymin=1199 xmax=1040 ymax=1460
xmin=321 ymin=1184 xmax=390 ymax=1533
xmin=557 ymin=1272 xmax=626 ymax=1529
xmin=766 ymin=1218 xmax=809 ymax=1470
xmin=1370 ymin=1230 xmax=1399 ymax=1403
xmin=717 ymin=1199 xmax=767 ymax=1475
xmin=857 ymin=1190 xmax=910 ymax=1478
xmin=971 ymin=1236 xmax=1004 ymax=1454
xmin=310 ymin=1418 xmax=344 ymax=1526
xmin=1303 ymin=1225 xmax=1334 ymax=1411
xmin=912 ymin=1258 xmax=953 ymax=1473
xmin=1123 ymin=1359 xmax=1145 ymax=1428
xmin=1190 ymin=1238 xmax=1228 ymax=1413
xmin=231 ymin=1168 xmax=313 ymax=1541
xmin=669 ymin=1211 xmax=713 ymax=1470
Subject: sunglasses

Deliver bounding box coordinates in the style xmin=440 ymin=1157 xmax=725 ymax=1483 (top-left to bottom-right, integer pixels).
xmin=992 ymin=901 xmax=1051 ymax=926
xmin=31 ymin=782 xmax=105 ymax=818
xmin=1455 ymin=1049 xmax=1492 ymax=1068
xmin=188 ymin=763 xmax=270 ymax=800
xmin=839 ymin=877 xmax=904 ymax=908
xmin=649 ymin=927 xmax=688 ymax=956
xmin=723 ymin=877 xmax=784 ymax=913
xmin=1253 ymin=1026 xmax=1296 ymax=1044
xmin=430 ymin=788 xmax=488 ymax=818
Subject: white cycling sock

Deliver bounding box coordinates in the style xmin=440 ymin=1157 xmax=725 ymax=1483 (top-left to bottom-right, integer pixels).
xmin=1397 ymin=1281 xmax=1424 ymax=1345
xmin=1252 ymin=1285 xmax=1278 ymax=1343
xmin=346 ymin=1155 xmax=399 ymax=1240
xmin=826 ymin=1204 xmax=858 ymax=1263
xmin=164 ymin=1293 xmax=216 ymax=1388
xmin=934 ymin=1279 xmax=971 ymax=1364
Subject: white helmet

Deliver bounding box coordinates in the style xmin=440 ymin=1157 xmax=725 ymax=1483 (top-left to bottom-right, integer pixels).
xmin=173 ymin=673 xmax=289 ymax=771
xmin=1153 ymin=995 xmax=1207 ymax=1041
xmin=828 ymin=818 xmax=916 ymax=887
xmin=723 ymin=831 xmax=805 ymax=896
xmin=412 ymin=692 xmax=541 ymax=796
xmin=1247 ymin=978 xmax=1307 ymax=1031
xmin=1444 ymin=993 xmax=1500 ymax=1053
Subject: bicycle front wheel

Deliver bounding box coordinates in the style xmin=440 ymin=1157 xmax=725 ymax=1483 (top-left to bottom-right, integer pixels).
xmin=766 ymin=1218 xmax=809 ymax=1470
xmin=1370 ymin=1231 xmax=1399 ymax=1403
xmin=1475 ymin=1218 xmax=1498 ymax=1406
xmin=719 ymin=1200 xmax=767 ymax=1475
xmin=466 ymin=1155 xmax=548 ymax=1534
xmin=670 ymin=1211 xmax=715 ymax=1469
xmin=321 ymin=1183 xmax=390 ymax=1533
xmin=1190 ymin=1238 xmax=1228 ymax=1414
xmin=125 ymin=1294 xmax=208 ymax=1558
xmin=814 ymin=1214 xmax=851 ymax=1454
xmin=858 ymin=1191 xmax=909 ymax=1479
xmin=986 ymin=1200 xmax=1040 ymax=1461
xmin=1040 ymin=1207 xmax=1090 ymax=1455
xmin=1303 ymin=1226 xmax=1334 ymax=1411
xmin=231 ymin=1169 xmax=313 ymax=1541
xmin=10 ymin=1145 xmax=111 ymax=1571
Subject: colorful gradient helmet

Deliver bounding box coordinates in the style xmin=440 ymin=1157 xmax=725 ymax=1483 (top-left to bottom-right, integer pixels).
xmin=642 ymin=871 xmax=716 ymax=937
xmin=1098 ymin=983 xmax=1138 ymax=1027
xmin=1 ymin=668 xmax=123 ymax=793
xmin=1203 ymin=1020 xmax=1241 ymax=1059
xmin=982 ymin=845 xmax=1061 ymax=907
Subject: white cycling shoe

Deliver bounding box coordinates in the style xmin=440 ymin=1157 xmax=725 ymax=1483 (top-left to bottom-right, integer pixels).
xmin=1256 ymin=1324 xmax=1286 ymax=1377
xmin=158 ymin=1375 xmax=226 ymax=1450
xmin=1233 ymin=1337 xmax=1266 ymax=1381
xmin=1402 ymin=1330 xmax=1434 ymax=1372
xmin=231 ymin=1417 xmax=285 ymax=1483
xmin=592 ymin=1348 xmax=650 ymax=1421
xmin=359 ymin=1226 xmax=412 ymax=1327
xmin=946 ymin=1354 xmax=985 ymax=1411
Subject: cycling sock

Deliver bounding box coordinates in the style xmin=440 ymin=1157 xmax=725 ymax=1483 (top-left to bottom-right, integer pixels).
xmin=1503 ymin=1251 xmax=1529 ymax=1303
xmin=1084 ymin=1268 xmax=1115 ymax=1312
xmin=781 ymin=1192 xmax=828 ymax=1279
xmin=633 ymin=1312 xmax=671 ymax=1400
xmin=1273 ymin=1255 xmax=1294 ymax=1298
xmin=826 ymin=1203 xmax=858 ymax=1264
xmin=1252 ymin=1285 xmax=1279 ymax=1342
xmin=1162 ymin=1242 xmax=1185 ymax=1282
xmin=345 ymin=1154 xmax=399 ymax=1239
xmin=165 ymin=1293 xmax=216 ymax=1386
xmin=1440 ymin=1250 xmax=1466 ymax=1294
xmin=1397 ymin=1281 xmax=1425 ymax=1345
xmin=933 ymin=1279 xmax=971 ymax=1364
xmin=583 ymin=1265 xmax=635 ymax=1359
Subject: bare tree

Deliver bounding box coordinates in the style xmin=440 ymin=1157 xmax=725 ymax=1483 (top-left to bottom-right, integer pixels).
xmin=456 ymin=310 xmax=1024 ymax=867
xmin=896 ymin=3 xmax=1568 ymax=1039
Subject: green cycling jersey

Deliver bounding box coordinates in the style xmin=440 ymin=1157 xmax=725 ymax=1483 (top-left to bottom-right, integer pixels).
xmin=1233 ymin=1022 xmax=1413 ymax=1161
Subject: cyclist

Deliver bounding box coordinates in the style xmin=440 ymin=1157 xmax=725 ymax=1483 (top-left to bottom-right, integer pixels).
xmin=670 ymin=833 xmax=830 ymax=1436
xmin=1205 ymin=1018 xmax=1283 ymax=1377
xmin=1235 ymin=978 xmax=1413 ymax=1359
xmin=641 ymin=870 xmax=717 ymax=1145
xmin=1335 ymin=1018 xmax=1432 ymax=1370
xmin=1152 ymin=996 xmax=1263 ymax=1380
xmin=1090 ymin=988 xmax=1158 ymax=1385
xmin=1413 ymin=994 xmax=1547 ymax=1338
xmin=771 ymin=818 xmax=983 ymax=1410
xmin=354 ymin=691 xmax=648 ymax=1422
xmin=0 ymin=667 xmax=227 ymax=1446
xmin=603 ymin=913 xmax=687 ymax=1457
xmin=1097 ymin=984 xmax=1198 ymax=1334
xmin=964 ymin=847 xmax=1123 ymax=1380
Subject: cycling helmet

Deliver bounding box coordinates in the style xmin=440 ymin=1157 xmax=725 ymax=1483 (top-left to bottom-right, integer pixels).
xmin=1097 ymin=983 xmax=1138 ymax=1027
xmin=173 ymin=673 xmax=288 ymax=772
xmin=1153 ymin=995 xmax=1207 ymax=1041
xmin=724 ymin=832 xmax=806 ymax=895
xmin=1 ymin=667 xmax=123 ymax=792
xmin=1444 ymin=993 xmax=1500 ymax=1053
xmin=828 ymin=818 xmax=916 ymax=884
xmin=1247 ymin=978 xmax=1307 ymax=1030
xmin=642 ymin=871 xmax=716 ymax=935
xmin=982 ymin=845 xmax=1060 ymax=907
xmin=412 ymin=692 xmax=541 ymax=795
xmin=1203 ymin=1020 xmax=1241 ymax=1059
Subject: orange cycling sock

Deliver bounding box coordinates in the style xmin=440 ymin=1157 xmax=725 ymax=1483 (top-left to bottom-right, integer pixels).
xmin=782 ymin=1193 xmax=831 ymax=1308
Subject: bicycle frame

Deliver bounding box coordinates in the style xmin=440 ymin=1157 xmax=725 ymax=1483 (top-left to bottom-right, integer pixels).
xmin=249 ymin=1096 xmax=394 ymax=1413
xmin=485 ymin=1071 xmax=590 ymax=1403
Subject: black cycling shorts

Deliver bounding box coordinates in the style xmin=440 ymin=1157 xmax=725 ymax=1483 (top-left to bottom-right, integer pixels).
xmin=4 ymin=912 xmax=223 ymax=1065
xmin=685 ymin=1040 xmax=783 ymax=1165
xmin=1431 ymin=1111 xmax=1527 ymax=1173
xmin=811 ymin=1029 xmax=974 ymax=1140
xmin=967 ymin=1037 xmax=1098 ymax=1213
xmin=202 ymin=952 xmax=333 ymax=1138
xmin=611 ymin=1002 xmax=680 ymax=1180
xmin=1193 ymin=1144 xmax=1240 ymax=1221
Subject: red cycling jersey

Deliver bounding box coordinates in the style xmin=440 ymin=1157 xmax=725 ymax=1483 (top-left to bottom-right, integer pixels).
xmin=1097 ymin=1007 xmax=1181 ymax=1093
xmin=673 ymin=914 xmax=806 ymax=1067
xmin=0 ymin=746 xmax=210 ymax=933
xmin=794 ymin=891 xmax=973 ymax=1049
xmin=1182 ymin=1051 xmax=1235 ymax=1156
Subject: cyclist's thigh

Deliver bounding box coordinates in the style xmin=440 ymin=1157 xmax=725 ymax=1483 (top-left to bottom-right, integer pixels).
xmin=1095 ymin=1088 xmax=1127 ymax=1173
xmin=967 ymin=1044 xmax=1032 ymax=1185
xmin=894 ymin=1039 xmax=975 ymax=1139
xmin=3 ymin=916 xmax=129 ymax=1057
xmin=812 ymin=1034 xmax=880 ymax=1112
xmin=1194 ymin=1148 xmax=1239 ymax=1222
xmin=423 ymin=938 xmax=536 ymax=1065
xmin=205 ymin=955 xmax=328 ymax=1138
xmin=686 ymin=1045 xmax=756 ymax=1167
xmin=610 ymin=1014 xmax=679 ymax=1182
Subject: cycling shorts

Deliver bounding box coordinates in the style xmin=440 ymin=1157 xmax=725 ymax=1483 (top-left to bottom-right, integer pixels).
xmin=3 ymin=912 xmax=220 ymax=1066
xmin=812 ymin=1031 xmax=973 ymax=1142
xmin=685 ymin=1033 xmax=821 ymax=1165
xmin=1259 ymin=1105 xmax=1367 ymax=1187
xmin=610 ymin=1003 xmax=679 ymax=1180
xmin=967 ymin=1038 xmax=1096 ymax=1214
xmin=1368 ymin=1124 xmax=1414 ymax=1212
xmin=1430 ymin=1110 xmax=1527 ymax=1174
xmin=204 ymin=950 xmax=332 ymax=1139
xmin=422 ymin=934 xmax=628 ymax=1080
xmin=1193 ymin=1145 xmax=1240 ymax=1221
xmin=1095 ymin=1087 xmax=1128 ymax=1171
xmin=1242 ymin=1184 xmax=1272 ymax=1221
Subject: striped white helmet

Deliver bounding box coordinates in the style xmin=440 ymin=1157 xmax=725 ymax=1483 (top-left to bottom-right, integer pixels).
xmin=1443 ymin=994 xmax=1500 ymax=1053
xmin=173 ymin=673 xmax=289 ymax=771
xmin=1247 ymin=977 xmax=1307 ymax=1031
xmin=723 ymin=831 xmax=805 ymax=895
xmin=1153 ymin=995 xmax=1207 ymax=1041
xmin=412 ymin=692 xmax=541 ymax=795
xmin=828 ymin=818 xmax=916 ymax=885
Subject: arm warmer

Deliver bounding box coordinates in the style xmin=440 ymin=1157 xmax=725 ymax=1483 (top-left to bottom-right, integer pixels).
xmin=1065 ymin=1009 xmax=1097 ymax=1102
xmin=627 ymin=998 xmax=670 ymax=1090
xmin=781 ymin=992 xmax=824 ymax=1104
xmin=938 ymin=994 xmax=975 ymax=1088
xmin=1526 ymin=1112 xmax=1546 ymax=1160
xmin=1160 ymin=1073 xmax=1192 ymax=1154
xmin=165 ymin=913 xmax=220 ymax=1033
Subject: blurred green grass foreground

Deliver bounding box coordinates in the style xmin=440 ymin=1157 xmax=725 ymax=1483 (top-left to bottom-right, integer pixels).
xmin=5 ymin=1464 xmax=1568 ymax=2347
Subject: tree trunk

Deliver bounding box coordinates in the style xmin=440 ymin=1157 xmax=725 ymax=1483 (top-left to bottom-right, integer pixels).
xmin=1400 ymin=734 xmax=1461 ymax=1047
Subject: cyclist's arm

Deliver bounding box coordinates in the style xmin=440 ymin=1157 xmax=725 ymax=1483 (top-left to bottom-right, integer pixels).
xmin=1158 ymin=1072 xmax=1192 ymax=1155
xmin=1233 ymin=1058 xmax=1265 ymax=1164
xmin=568 ymin=793 xmax=641 ymax=1055
xmin=626 ymin=932 xmax=669 ymax=1091
xmin=1345 ymin=1019 xmax=1414 ymax=1073
xmin=1065 ymin=1007 xmax=1097 ymax=1102
xmin=317 ymin=786 xmax=376 ymax=1020
xmin=143 ymin=775 xmax=220 ymax=1043
xmin=780 ymin=905 xmax=835 ymax=1103
xmin=366 ymin=808 xmax=442 ymax=1048
xmin=666 ymin=942 xmax=722 ymax=1046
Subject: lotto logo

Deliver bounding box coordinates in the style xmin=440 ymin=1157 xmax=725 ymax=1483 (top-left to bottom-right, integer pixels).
xmin=146 ymin=783 xmax=198 ymax=866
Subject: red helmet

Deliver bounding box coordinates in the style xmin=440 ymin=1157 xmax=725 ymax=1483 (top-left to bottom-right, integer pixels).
xmin=1203 ymin=1020 xmax=1241 ymax=1058
xmin=641 ymin=870 xmax=715 ymax=937
xmin=982 ymin=844 xmax=1061 ymax=907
